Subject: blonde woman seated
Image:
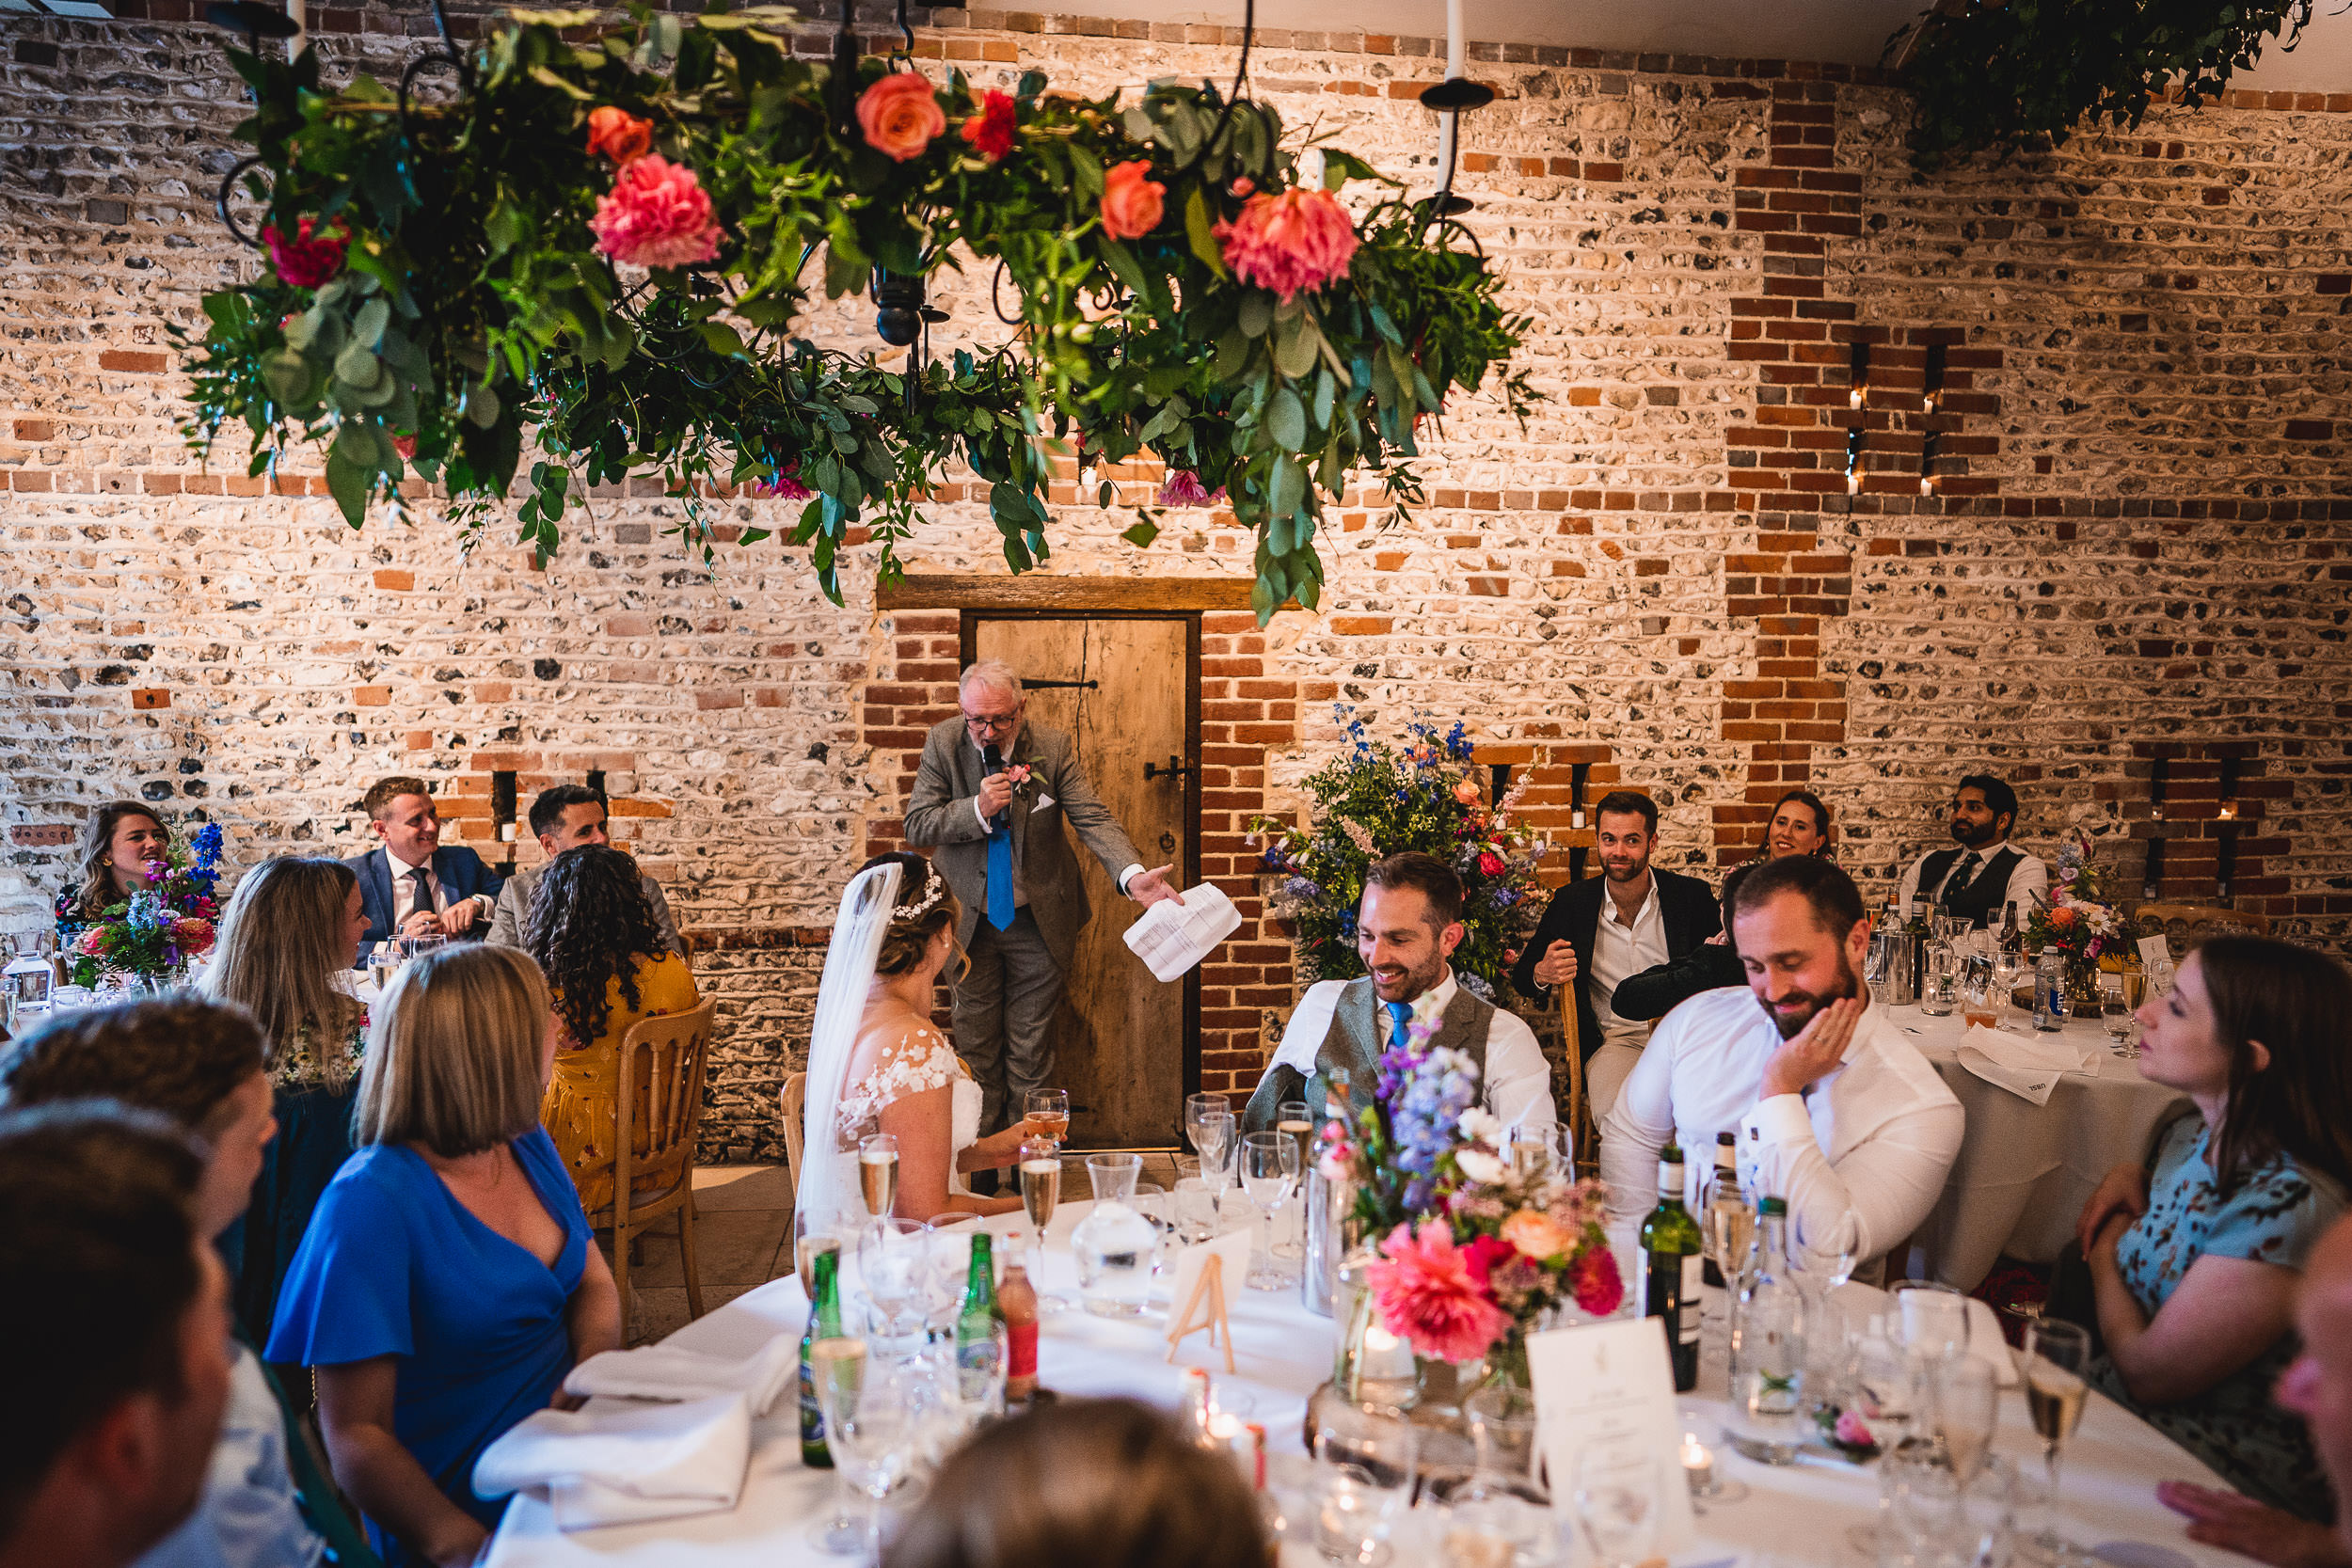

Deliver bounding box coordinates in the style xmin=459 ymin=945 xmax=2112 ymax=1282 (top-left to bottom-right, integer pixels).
xmin=830 ymin=853 xmax=1050 ymax=1221
xmin=526 ymin=845 xmax=700 ymax=1213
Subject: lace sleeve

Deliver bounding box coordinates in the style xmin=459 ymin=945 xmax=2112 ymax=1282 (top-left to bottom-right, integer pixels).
xmin=836 ymin=1023 xmax=961 ymax=1142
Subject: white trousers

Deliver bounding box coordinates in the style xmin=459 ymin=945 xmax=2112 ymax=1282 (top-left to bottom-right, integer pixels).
xmin=1584 ymin=1041 xmax=1646 ymax=1127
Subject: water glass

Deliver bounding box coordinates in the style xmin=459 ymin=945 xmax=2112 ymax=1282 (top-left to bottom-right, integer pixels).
xmin=1313 ymin=1402 xmax=1417 ymax=1562
xmin=1238 ymin=1130 xmax=1300 ymax=1291
xmin=2100 ymin=976 xmax=2139 ymax=1058
xmin=1925 ymin=1354 xmax=2000 ymax=1489
xmin=1173 ymin=1176 xmax=1222 ymax=1244
xmin=1920 ymin=942 xmax=1960 ymax=1017
xmin=399 ymin=931 xmax=446 ymax=962
xmin=1887 ymin=1278 xmax=1971 ymax=1365
xmin=1463 ymin=1384 xmax=1544 ymax=1497
xmin=856 ymin=1218 xmax=931 ymax=1350
xmin=812 ymin=1342 xmax=926 ymax=1560
xmin=1572 ymin=1449 xmax=1661 ymax=1568
xmin=1187 ymin=1098 xmax=1236 ymax=1195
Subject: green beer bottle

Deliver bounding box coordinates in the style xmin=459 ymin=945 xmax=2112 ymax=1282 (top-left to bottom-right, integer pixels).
xmin=955 ymin=1232 xmax=1000 ymax=1401
xmin=800 ymin=1243 xmax=844 ymax=1467
xmin=1640 ymin=1143 xmax=1704 ymax=1393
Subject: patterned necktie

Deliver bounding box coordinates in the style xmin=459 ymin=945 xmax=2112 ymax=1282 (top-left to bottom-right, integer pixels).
xmin=1941 ymin=849 xmax=1983 ymax=908
xmin=1385 ymin=1000 xmax=1412 ymax=1053
xmin=985 ymin=799 xmax=1015 ymax=932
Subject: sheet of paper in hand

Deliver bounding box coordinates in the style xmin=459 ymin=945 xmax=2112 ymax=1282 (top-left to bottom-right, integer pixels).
xmin=1121 ymin=882 xmax=1242 ymax=982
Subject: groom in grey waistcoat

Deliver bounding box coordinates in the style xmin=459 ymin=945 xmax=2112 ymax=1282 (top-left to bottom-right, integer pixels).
xmin=1244 ymin=852 xmax=1557 ymax=1141
xmin=903 ymin=659 xmax=1184 ymax=1137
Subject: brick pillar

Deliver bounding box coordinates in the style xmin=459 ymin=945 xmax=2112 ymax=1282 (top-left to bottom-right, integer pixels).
xmin=1197 ymin=610 xmax=1301 ymax=1097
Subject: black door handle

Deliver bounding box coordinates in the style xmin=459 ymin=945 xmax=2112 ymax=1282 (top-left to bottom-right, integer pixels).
xmin=1143 ymin=755 xmax=1192 ymax=781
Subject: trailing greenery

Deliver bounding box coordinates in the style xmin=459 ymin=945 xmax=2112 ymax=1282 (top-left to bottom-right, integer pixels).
xmin=174 ymin=5 xmax=1535 ymax=620
xmin=1896 ymin=0 xmax=2314 ymax=171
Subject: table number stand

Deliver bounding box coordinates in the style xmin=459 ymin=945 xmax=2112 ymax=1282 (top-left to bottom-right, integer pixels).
xmin=1164 ymin=1252 xmax=1235 ymax=1373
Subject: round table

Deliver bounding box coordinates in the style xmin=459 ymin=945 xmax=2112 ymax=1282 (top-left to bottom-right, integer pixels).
xmin=485 ymin=1200 xmax=2245 ymax=1568
xmin=1886 ymin=1004 xmax=2190 ymax=1294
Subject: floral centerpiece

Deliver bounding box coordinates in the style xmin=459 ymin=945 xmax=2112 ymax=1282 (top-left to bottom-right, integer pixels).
xmin=1250 ymin=710 xmax=1547 ymax=998
xmin=1318 ymin=1019 xmax=1621 ymax=1390
xmin=2025 ymin=829 xmax=2122 ymax=1006
xmin=63 ymin=825 xmax=225 ymax=988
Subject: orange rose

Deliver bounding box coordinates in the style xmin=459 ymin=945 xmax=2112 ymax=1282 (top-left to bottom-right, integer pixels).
xmin=1453 ymin=779 xmax=1483 ymax=806
xmin=857 ymin=71 xmax=946 ymax=162
xmin=2049 ymin=905 xmax=2079 ymax=929
xmin=1502 ymin=1208 xmax=1577 ymax=1263
xmin=586 ymin=105 xmax=654 ymax=166
xmin=1101 ymin=158 xmax=1166 ymax=241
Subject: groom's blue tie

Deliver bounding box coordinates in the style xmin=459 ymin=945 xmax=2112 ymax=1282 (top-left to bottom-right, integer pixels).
xmin=985 ymin=806 xmax=1015 ymax=932
xmin=1385 ymin=1000 xmax=1412 ymax=1053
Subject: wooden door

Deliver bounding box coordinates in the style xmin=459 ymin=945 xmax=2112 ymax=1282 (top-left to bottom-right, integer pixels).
xmin=967 ymin=614 xmax=1197 ymax=1149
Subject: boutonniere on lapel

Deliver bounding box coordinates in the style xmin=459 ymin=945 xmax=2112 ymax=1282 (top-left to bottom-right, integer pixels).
xmin=1002 ymin=757 xmax=1043 ymax=802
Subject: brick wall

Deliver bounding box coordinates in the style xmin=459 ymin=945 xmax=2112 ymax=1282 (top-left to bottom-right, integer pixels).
xmin=7 ymin=9 xmax=2350 ymax=1151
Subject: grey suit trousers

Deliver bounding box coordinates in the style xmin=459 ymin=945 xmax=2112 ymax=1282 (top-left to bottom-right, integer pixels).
xmin=953 ymin=909 xmax=1063 ymax=1137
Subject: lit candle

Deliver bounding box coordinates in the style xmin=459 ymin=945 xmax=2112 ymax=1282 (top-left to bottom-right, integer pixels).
xmin=1846 ymin=467 xmax=1861 ymax=495
xmin=1849 ymin=385 xmax=1865 ymax=409
xmin=1919 ymin=474 xmax=1934 ymax=497
xmin=1680 ymin=1433 xmax=1715 ymax=1495
xmin=2218 ymin=800 xmax=2237 ymax=820
xmin=500 ymin=821 xmax=516 ymax=842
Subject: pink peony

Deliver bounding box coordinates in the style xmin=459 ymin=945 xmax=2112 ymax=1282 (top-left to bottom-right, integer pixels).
xmin=1101 ymin=159 xmax=1166 ymax=242
xmin=1567 ymin=1240 xmax=1625 ymax=1316
xmin=1156 ymin=469 xmax=1225 ymax=507
xmin=858 ymin=71 xmax=946 ymax=162
xmin=1213 ymin=186 xmax=1359 ymax=303
xmin=589 ymin=155 xmax=723 ymax=269
xmin=263 ymin=217 xmax=347 ymax=288
xmin=750 ymin=464 xmax=813 ymax=500
xmin=961 ymin=88 xmax=1016 ymax=162
xmin=1366 ymin=1220 xmax=1511 ymax=1364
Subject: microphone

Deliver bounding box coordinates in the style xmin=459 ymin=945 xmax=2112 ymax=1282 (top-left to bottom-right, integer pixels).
xmin=982 ymin=743 xmax=1007 ymax=828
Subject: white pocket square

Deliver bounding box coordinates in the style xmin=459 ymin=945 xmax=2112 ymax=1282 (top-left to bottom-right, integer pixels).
xmin=1030 ymin=793 xmax=1056 ymax=814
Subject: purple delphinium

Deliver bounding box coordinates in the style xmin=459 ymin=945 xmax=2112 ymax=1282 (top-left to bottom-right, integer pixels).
xmin=1387 ymin=1042 xmax=1478 ymax=1212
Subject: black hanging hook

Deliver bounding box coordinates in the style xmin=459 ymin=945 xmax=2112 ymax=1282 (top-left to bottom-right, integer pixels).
xmin=1417 ymin=74 xmax=1494 ymax=228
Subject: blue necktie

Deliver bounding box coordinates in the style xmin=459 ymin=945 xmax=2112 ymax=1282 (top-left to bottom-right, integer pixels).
xmin=1385 ymin=1001 xmax=1412 ymax=1053
xmin=985 ymin=808 xmax=1015 ymax=931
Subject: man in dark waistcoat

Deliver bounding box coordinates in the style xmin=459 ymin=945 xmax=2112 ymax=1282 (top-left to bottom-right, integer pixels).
xmin=1242 ymin=852 xmax=1556 ymax=1142
xmin=1894 ymin=772 xmax=2048 ymax=929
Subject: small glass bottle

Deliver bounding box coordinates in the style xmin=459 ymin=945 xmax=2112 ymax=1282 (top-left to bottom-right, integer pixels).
xmin=799 ymin=1242 xmax=844 ymax=1467
xmin=1730 ymin=1197 xmax=1806 ymax=1463
xmin=996 ymin=1246 xmax=1041 ymax=1404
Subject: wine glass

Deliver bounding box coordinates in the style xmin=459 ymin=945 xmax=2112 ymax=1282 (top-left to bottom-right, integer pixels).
xmin=1237 ymin=1131 xmax=1298 ymax=1291
xmin=1573 ymin=1449 xmax=1661 ymax=1568
xmin=1312 ymin=1402 xmax=1417 ymax=1563
xmin=855 ymin=1217 xmax=930 ymax=1352
xmin=1887 ymin=1278 xmax=1971 ymax=1366
xmin=2101 ymin=975 xmax=2139 ymax=1058
xmin=920 ymin=1213 xmax=980 ymax=1338
xmin=399 ymin=931 xmax=446 ymax=963
xmin=1024 ymin=1088 xmax=1070 ymax=1147
xmin=1927 ymin=1354 xmax=2000 ymax=1491
xmin=793 ymin=1212 xmax=844 ymax=1296
xmin=857 ymin=1133 xmax=900 ymax=1220
xmin=1185 ymin=1094 xmax=1234 ymax=1194
xmin=2023 ymin=1319 xmax=2093 ymax=1565
xmin=812 ymin=1340 xmax=924 ymax=1561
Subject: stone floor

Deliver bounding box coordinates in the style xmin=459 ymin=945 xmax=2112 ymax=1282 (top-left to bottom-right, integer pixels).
xmin=616 ymin=1153 xmax=1187 ymax=1344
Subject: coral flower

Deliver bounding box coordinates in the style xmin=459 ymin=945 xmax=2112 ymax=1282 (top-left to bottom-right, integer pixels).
xmin=262 ymin=217 xmax=348 ymax=289
xmin=1366 ymin=1220 xmax=1511 ymax=1364
xmin=589 ymin=154 xmax=723 ymax=269
xmin=1566 ymin=1239 xmax=1625 ymax=1316
xmin=1101 ymin=158 xmax=1166 ymax=241
xmin=961 ymin=88 xmax=1016 ymax=162
xmin=586 ymin=105 xmax=654 ymax=166
xmin=1213 ymin=186 xmax=1359 ymax=303
xmin=1501 ymin=1208 xmax=1577 ymax=1263
xmin=1156 ymin=469 xmax=1224 ymax=507
xmin=858 ymin=71 xmax=946 ymax=162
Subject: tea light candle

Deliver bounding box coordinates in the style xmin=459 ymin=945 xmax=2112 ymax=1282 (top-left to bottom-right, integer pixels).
xmin=500 ymin=822 xmax=516 ymax=842
xmin=1680 ymin=1433 xmax=1715 ymax=1495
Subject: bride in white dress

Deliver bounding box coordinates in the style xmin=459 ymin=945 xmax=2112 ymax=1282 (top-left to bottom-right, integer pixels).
xmin=801 ymin=853 xmax=1040 ymax=1228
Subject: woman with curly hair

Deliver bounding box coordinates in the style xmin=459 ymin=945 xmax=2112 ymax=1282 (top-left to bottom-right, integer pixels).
xmin=200 ymin=854 xmax=375 ymax=1341
xmin=52 ymin=800 xmax=170 ymax=950
xmin=528 ymin=845 xmax=700 ymax=1211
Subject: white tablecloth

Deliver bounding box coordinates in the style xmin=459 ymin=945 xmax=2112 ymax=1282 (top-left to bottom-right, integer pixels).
xmin=1893 ymin=1005 xmax=2190 ymax=1294
xmin=485 ymin=1200 xmax=2240 ymax=1568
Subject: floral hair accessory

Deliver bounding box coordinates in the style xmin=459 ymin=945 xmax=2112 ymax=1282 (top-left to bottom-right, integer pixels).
xmin=892 ymin=863 xmax=946 ymax=922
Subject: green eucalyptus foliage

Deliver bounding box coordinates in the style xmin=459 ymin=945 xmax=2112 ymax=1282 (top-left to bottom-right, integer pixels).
xmin=172 ymin=4 xmax=1534 ymax=620
xmin=1896 ymin=0 xmax=2313 ymax=172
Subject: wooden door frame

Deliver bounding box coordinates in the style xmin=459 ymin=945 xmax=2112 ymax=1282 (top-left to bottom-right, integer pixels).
xmin=958 ymin=609 xmax=1205 ymax=1121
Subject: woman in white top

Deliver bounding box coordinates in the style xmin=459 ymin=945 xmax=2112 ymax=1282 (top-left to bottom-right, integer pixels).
xmin=822 ymin=852 xmax=1046 ymax=1222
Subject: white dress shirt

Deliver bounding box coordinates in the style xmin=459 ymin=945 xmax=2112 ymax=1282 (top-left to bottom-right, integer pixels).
xmin=1895 ymin=840 xmax=2048 ymax=922
xmin=1589 ymin=877 xmax=1670 ymax=1048
xmin=136 ymin=1343 xmax=325 ymax=1568
xmin=384 ymin=847 xmax=446 ymax=926
xmin=1598 ymin=987 xmax=1963 ymax=1277
xmin=1273 ymin=968 xmax=1557 ymax=1139
xmin=966 ymin=738 xmax=1142 ymax=898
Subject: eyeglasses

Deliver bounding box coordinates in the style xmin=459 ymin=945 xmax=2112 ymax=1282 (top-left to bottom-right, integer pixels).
xmin=961 ymin=712 xmax=1018 ymax=732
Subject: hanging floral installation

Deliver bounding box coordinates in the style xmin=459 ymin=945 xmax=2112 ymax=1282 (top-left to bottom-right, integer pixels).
xmin=176 ymin=5 xmax=1535 ymax=620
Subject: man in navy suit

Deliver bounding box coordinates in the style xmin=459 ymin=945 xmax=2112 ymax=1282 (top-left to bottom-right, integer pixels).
xmin=342 ymin=775 xmax=505 ymax=954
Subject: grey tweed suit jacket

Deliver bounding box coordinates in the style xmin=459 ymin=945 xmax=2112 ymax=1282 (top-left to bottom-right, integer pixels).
xmin=900 ymin=717 xmax=1144 ymax=971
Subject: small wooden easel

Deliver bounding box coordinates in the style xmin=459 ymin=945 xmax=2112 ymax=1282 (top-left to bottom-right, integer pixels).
xmin=1164 ymin=1252 xmax=1235 ymax=1373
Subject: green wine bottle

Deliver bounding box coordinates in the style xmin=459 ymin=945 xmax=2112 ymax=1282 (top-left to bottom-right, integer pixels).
xmin=1640 ymin=1143 xmax=1704 ymax=1392
xmin=800 ymin=1243 xmax=844 ymax=1467
xmin=955 ymin=1232 xmax=1000 ymax=1401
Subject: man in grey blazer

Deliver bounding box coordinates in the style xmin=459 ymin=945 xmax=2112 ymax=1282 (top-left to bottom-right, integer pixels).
xmin=902 ymin=659 xmax=1182 ymax=1137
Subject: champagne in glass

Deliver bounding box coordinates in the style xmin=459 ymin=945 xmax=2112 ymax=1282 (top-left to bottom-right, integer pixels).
xmin=2024 ymin=1319 xmax=2093 ymax=1564
xmin=1018 ymin=1137 xmax=1061 ymax=1234
xmin=1276 ymin=1098 xmax=1314 ymax=1175
xmin=858 ymin=1133 xmax=900 ymax=1218
xmin=2121 ymin=966 xmax=2150 ymax=1011
xmin=1025 ymin=1088 xmax=1070 ymax=1146
xmin=2026 ymin=1366 xmax=2088 ymax=1444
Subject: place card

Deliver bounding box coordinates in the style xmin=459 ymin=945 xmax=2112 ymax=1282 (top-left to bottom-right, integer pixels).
xmin=1162 ymin=1225 xmax=1251 ymax=1372
xmin=2137 ymin=935 xmax=2171 ymax=971
xmin=1527 ymin=1316 xmax=1696 ymax=1552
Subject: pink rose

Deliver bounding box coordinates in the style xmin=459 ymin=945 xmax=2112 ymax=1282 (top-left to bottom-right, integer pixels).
xmin=858 ymin=71 xmax=946 ymax=162
xmin=1366 ymin=1220 xmax=1511 ymax=1364
xmin=1501 ymin=1208 xmax=1576 ymax=1263
xmin=1477 ymin=850 xmax=1505 ymax=877
xmin=1213 ymin=187 xmax=1359 ymax=303
xmin=586 ymin=105 xmax=654 ymax=166
xmin=1453 ymin=779 xmax=1483 ymax=806
xmin=961 ymin=88 xmax=1016 ymax=162
xmin=1101 ymin=159 xmax=1166 ymax=242
xmin=1835 ymin=1409 xmax=1880 ymax=1449
xmin=262 ymin=217 xmax=347 ymax=289
xmin=589 ymin=154 xmax=723 ymax=269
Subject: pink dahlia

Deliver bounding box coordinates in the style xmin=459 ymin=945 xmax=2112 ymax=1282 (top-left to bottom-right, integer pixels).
xmin=263 ymin=217 xmax=347 ymax=289
xmin=1156 ymin=469 xmax=1225 ymax=507
xmin=589 ymin=154 xmax=723 ymax=270
xmin=1366 ymin=1220 xmax=1511 ymax=1364
xmin=1213 ymin=186 xmax=1359 ymax=303
xmin=1566 ymin=1239 xmax=1625 ymax=1317
xmin=171 ymin=917 xmax=215 ymax=953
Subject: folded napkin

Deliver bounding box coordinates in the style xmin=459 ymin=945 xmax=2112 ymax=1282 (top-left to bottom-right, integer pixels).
xmin=562 ymin=1332 xmax=801 ymax=1417
xmin=1952 ymin=1024 xmax=2090 ymax=1106
xmin=474 ymin=1390 xmax=752 ymax=1532
xmin=1842 ymin=1284 xmax=2020 ymax=1387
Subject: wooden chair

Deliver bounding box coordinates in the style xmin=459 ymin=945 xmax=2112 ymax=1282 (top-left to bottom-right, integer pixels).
xmin=2130 ymin=902 xmax=2272 ymax=961
xmin=779 ymin=1070 xmax=806 ymax=1201
xmin=1557 ymin=988 xmax=1597 ymax=1179
xmin=582 ymin=1001 xmax=719 ymax=1341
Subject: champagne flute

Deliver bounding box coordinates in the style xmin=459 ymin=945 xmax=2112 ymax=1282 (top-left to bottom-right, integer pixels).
xmin=856 ymin=1217 xmax=930 ymax=1351
xmin=2024 ymin=1319 xmax=2093 ymax=1565
xmin=857 ymin=1133 xmax=900 ymax=1220
xmin=1189 ymin=1106 xmax=1236 ymax=1196
xmin=1024 ymin=1088 xmax=1070 ymax=1147
xmin=1016 ymin=1135 xmax=1075 ymax=1314
xmin=1238 ymin=1131 xmax=1296 ymax=1291
xmin=1929 ymin=1354 xmax=2000 ymax=1489
xmin=813 ymin=1340 xmax=923 ymax=1562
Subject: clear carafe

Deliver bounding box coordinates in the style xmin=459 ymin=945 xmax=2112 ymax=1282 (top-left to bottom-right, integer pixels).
xmin=1071 ymin=1152 xmax=1157 ymax=1318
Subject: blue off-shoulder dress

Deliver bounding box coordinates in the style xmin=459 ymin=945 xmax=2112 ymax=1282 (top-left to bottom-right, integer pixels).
xmin=266 ymin=1126 xmax=589 ymax=1567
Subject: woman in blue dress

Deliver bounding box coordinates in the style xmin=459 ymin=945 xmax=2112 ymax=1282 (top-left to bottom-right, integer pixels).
xmin=2076 ymin=935 xmax=2352 ymax=1522
xmin=268 ymin=943 xmax=622 ymax=1567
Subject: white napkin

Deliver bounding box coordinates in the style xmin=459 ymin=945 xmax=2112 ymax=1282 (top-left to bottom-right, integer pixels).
xmin=473 ymin=1391 xmax=752 ymax=1532
xmin=562 ymin=1333 xmax=801 ymax=1417
xmin=1952 ymin=1024 xmax=2090 ymax=1106
xmin=1840 ymin=1284 xmax=2020 ymax=1387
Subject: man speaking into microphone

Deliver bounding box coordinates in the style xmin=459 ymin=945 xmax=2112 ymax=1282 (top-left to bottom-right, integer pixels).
xmin=904 ymin=659 xmax=1184 ymax=1140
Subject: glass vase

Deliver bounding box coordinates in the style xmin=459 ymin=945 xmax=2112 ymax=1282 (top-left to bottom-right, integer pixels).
xmin=2064 ymin=953 xmax=2104 ymax=1015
